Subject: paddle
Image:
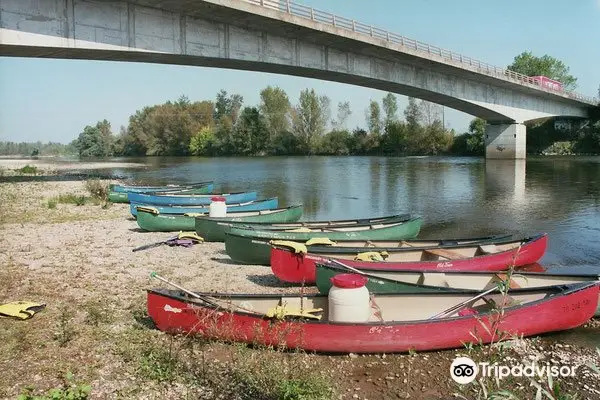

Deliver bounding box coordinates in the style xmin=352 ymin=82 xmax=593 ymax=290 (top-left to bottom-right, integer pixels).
xmin=150 ymin=272 xmax=221 ymax=308
xmin=328 ymin=258 xmax=367 ymax=275
xmin=133 ymin=231 xmax=204 ymax=252
xmin=150 ymin=272 xmax=264 ymax=316
xmin=428 ymin=285 xmax=500 ymax=320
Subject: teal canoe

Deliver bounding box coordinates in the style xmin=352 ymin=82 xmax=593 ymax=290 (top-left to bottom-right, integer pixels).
xmin=224 ymin=215 xmax=423 ymax=265
xmin=109 ymin=184 xmax=214 ymax=203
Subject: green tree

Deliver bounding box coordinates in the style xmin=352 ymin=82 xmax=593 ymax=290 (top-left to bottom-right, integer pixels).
xmin=404 ymin=97 xmax=422 ymax=128
xmin=74 ymin=120 xmax=114 ymax=157
xmin=466 ymin=118 xmax=486 ymax=155
xmin=366 ymin=100 xmax=382 ymax=135
xmin=381 ymin=120 xmax=408 ymax=155
xmin=189 ymin=126 xmax=216 ymax=155
xmin=259 ymin=86 xmax=291 ymax=148
xmin=232 ymin=107 xmax=269 ymax=155
xmin=319 ymin=130 xmax=351 ymax=155
xmin=507 ymin=51 xmax=577 ymax=90
xmin=382 ymin=93 xmax=398 ymax=126
xmin=292 ymin=89 xmax=329 ymax=154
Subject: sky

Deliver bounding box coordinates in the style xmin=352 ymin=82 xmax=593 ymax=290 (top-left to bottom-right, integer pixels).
xmin=1 ymin=0 xmax=599 ymax=144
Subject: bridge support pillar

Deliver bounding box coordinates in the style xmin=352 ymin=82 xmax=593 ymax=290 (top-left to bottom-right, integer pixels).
xmin=485 ymin=123 xmax=526 ymax=159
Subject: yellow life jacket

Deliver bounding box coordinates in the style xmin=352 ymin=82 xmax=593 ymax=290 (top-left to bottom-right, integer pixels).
xmin=269 ymin=240 xmax=307 ymax=254
xmin=0 ymin=302 xmax=46 ymax=320
xmin=354 ymin=251 xmax=390 ymax=262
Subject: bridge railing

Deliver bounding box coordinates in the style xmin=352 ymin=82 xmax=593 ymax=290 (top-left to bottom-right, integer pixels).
xmin=245 ymin=0 xmax=598 ymax=105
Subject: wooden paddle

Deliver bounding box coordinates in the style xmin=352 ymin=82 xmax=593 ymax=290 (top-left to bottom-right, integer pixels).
xmin=428 ymin=285 xmax=500 ymax=320
xmin=150 ymin=272 xmax=221 ymax=308
xmin=150 ymin=273 xmax=265 ymax=316
xmin=328 ymin=259 xmax=367 ymax=275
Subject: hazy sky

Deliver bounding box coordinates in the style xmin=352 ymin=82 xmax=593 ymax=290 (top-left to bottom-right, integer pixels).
xmin=1 ymin=0 xmax=599 ymax=143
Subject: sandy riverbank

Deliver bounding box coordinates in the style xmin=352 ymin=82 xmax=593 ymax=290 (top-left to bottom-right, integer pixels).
xmin=0 ymin=158 xmax=145 ymax=172
xmin=0 ymin=169 xmax=598 ymax=399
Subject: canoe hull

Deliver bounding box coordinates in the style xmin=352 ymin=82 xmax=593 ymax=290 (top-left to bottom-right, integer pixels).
xmin=270 ymin=234 xmax=548 ymax=283
xmin=147 ymin=283 xmax=599 ymax=354
xmin=225 ymin=217 xmax=423 ymax=265
xmin=194 ymin=206 xmax=304 ymax=241
xmin=138 ymin=205 xmax=304 ymax=233
xmin=130 ymin=198 xmax=279 ymax=218
xmin=111 ymin=182 xmax=213 ymax=193
xmin=128 ymin=191 xmax=258 ymax=206
xmin=108 ymin=185 xmax=214 ymax=203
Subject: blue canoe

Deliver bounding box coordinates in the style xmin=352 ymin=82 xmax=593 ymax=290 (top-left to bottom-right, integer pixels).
xmin=111 ymin=181 xmax=214 ymax=193
xmin=129 ymin=197 xmax=279 ymax=218
xmin=127 ymin=191 xmax=258 ymax=206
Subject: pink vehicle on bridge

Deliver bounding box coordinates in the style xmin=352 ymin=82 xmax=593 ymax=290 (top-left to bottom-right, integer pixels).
xmin=531 ymin=76 xmax=563 ymax=91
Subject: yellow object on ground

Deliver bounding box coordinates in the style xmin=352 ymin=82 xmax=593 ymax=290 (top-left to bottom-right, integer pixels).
xmin=177 ymin=231 xmax=204 ymax=242
xmin=136 ymin=206 xmax=159 ymax=215
xmin=305 ymin=237 xmax=337 ymax=246
xmin=266 ymin=305 xmax=323 ymax=320
xmin=354 ymin=251 xmax=390 ymax=261
xmin=270 ymin=240 xmax=307 ymax=254
xmin=0 ymin=301 xmax=46 ymax=320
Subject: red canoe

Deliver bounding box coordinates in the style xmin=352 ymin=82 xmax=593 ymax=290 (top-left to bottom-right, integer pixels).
xmin=270 ymin=234 xmax=548 ymax=284
xmin=147 ymin=281 xmax=598 ymax=354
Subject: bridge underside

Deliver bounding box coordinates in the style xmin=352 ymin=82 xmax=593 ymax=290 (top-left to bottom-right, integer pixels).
xmin=0 ymin=0 xmax=594 ymax=159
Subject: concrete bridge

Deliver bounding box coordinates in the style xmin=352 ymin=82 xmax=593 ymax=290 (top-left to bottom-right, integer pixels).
xmin=1 ymin=0 xmax=598 ymax=158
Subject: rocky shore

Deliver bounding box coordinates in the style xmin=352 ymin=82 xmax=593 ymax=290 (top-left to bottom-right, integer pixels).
xmin=0 ymin=163 xmax=598 ymax=400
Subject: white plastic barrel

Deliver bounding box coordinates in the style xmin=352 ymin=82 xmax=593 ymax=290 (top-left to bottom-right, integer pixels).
xmin=328 ymin=273 xmax=371 ymax=323
xmin=209 ymin=196 xmax=227 ymax=217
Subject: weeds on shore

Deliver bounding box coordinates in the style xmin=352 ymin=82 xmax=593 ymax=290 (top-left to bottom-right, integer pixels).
xmin=17 ymin=372 xmax=90 ymax=400
xmin=117 ymin=305 xmax=334 ymax=399
xmin=85 ymin=179 xmax=109 ymax=202
xmin=16 ymin=165 xmax=39 ymax=175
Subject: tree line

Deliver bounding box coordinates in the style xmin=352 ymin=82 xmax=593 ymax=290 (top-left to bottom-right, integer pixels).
xmin=0 ymin=141 xmax=74 ymax=156
xmin=71 ymin=88 xmax=476 ymax=158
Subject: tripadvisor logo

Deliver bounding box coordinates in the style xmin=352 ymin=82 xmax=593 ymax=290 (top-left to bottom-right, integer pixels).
xmin=450 ymin=357 xmax=478 ymax=384
xmin=450 ymin=356 xmax=578 ymax=384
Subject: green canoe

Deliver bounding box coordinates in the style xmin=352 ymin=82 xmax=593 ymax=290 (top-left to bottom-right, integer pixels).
xmin=138 ymin=205 xmax=304 ymax=232
xmin=224 ymin=216 xmax=423 ymax=265
xmin=109 ymin=185 xmax=213 ymax=203
xmin=194 ymin=205 xmax=304 ymax=241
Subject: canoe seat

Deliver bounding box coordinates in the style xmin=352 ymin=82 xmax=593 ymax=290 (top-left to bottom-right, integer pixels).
xmin=420 ymin=272 xmax=451 ymax=288
xmin=479 ymin=244 xmax=499 ymax=254
xmin=424 ymin=248 xmax=468 ymax=260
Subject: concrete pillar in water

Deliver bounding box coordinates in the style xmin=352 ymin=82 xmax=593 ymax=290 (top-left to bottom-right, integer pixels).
xmin=485 ymin=123 xmax=526 ymax=159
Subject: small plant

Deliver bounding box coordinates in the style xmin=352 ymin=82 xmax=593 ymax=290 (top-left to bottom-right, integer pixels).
xmin=17 ymin=372 xmax=90 ymax=400
xmin=277 ymin=378 xmax=331 ymax=400
xmin=138 ymin=346 xmax=179 ymax=383
xmin=16 ymin=165 xmax=38 ymax=175
xmin=85 ymin=180 xmax=109 ymax=202
xmin=84 ymin=299 xmax=112 ymax=326
xmin=55 ymin=194 xmax=87 ymax=206
xmin=47 ymin=199 xmax=57 ymax=209
xmin=53 ymin=307 xmax=76 ymax=347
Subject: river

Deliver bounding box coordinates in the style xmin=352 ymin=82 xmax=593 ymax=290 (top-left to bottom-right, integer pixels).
xmin=106 ymin=155 xmax=600 ymax=270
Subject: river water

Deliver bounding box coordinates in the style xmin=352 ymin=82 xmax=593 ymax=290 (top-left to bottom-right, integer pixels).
xmin=105 ymin=155 xmax=600 ymax=347
xmin=108 ymin=155 xmax=600 ymax=271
